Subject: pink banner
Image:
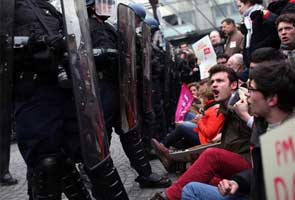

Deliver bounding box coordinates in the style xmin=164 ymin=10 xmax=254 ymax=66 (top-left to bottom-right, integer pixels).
xmin=175 ymin=84 xmax=194 ymax=122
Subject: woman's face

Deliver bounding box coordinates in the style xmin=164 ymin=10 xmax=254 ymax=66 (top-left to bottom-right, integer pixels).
xmin=236 ymin=0 xmax=251 ymax=15
xmin=190 ymin=86 xmax=199 ymax=98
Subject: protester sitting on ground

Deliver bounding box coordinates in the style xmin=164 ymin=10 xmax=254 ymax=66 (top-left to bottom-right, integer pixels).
xmin=182 ymin=82 xmax=203 ymax=121
xmin=150 ymin=65 xmax=252 ymax=200
xmin=182 ymin=59 xmax=295 ymax=200
xmin=233 ymin=47 xmax=287 ymax=130
xmin=152 ymin=81 xmax=225 ymax=169
xmin=217 ymin=54 xmax=230 ymax=65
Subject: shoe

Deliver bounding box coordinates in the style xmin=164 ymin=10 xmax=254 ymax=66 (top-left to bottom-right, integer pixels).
xmin=0 ymin=172 xmax=18 ymax=186
xmin=151 ymin=139 xmax=173 ymax=172
xmin=150 ymin=191 xmax=168 ymax=200
xmin=135 ymin=173 xmax=172 ymax=188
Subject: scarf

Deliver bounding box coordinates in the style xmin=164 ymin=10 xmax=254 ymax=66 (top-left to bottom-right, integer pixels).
xmin=243 ymin=4 xmax=264 ymax=48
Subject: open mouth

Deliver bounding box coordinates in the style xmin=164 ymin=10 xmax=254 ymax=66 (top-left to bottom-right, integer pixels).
xmin=282 ymin=37 xmax=289 ymax=43
xmin=212 ymin=89 xmax=219 ymax=98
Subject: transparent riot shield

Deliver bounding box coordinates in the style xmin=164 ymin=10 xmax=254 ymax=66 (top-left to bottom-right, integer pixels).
xmin=164 ymin=42 xmax=177 ymax=127
xmin=0 ymin=0 xmax=14 ymax=174
xmin=117 ymin=3 xmax=138 ymax=132
xmin=61 ymin=0 xmax=109 ymax=170
xmin=141 ymin=22 xmax=153 ymax=114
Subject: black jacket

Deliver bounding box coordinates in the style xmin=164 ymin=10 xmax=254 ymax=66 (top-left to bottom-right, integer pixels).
xmin=241 ymin=10 xmax=281 ymax=68
xmin=268 ymin=0 xmax=295 ymax=15
xmin=14 ymin=0 xmax=64 ymax=92
xmin=89 ymin=17 xmax=118 ymax=82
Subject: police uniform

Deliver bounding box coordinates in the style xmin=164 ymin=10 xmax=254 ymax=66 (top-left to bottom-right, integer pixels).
xmin=13 ymin=0 xmax=96 ymax=199
xmin=88 ymin=3 xmax=171 ymax=188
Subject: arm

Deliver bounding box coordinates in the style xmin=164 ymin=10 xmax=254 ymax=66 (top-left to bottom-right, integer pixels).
xmin=196 ymin=106 xmax=225 ymax=141
xmin=218 ymin=169 xmax=252 ymax=196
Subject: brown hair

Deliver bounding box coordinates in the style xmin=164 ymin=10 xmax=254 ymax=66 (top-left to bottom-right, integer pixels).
xmin=276 ymin=13 xmax=295 ymax=28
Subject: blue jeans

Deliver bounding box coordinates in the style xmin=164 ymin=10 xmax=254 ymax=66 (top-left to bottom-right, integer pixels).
xmin=184 ymin=112 xmax=196 ymax=121
xmin=163 ymin=121 xmax=199 ymax=148
xmin=182 ymin=182 xmax=248 ymax=200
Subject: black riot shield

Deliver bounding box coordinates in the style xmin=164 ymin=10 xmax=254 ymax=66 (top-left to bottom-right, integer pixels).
xmin=117 ymin=4 xmax=138 ymax=132
xmin=141 ymin=22 xmax=153 ymax=114
xmin=61 ymin=0 xmax=109 ymax=169
xmin=0 ymin=0 xmax=14 ymax=175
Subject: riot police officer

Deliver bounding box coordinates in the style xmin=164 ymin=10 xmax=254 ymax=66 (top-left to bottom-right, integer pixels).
xmin=86 ymin=0 xmax=171 ymax=188
xmin=144 ymin=17 xmax=168 ymax=142
xmin=13 ymin=0 xmax=127 ymax=199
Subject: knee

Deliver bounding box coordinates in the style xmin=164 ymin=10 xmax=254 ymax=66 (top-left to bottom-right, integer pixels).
xmin=182 ymin=182 xmax=201 ymax=199
xmin=34 ymin=156 xmax=60 ymax=176
xmin=202 ymin=147 xmax=220 ymax=157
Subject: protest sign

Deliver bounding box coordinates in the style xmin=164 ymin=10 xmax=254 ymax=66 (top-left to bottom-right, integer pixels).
xmin=260 ymin=119 xmax=295 ymax=200
xmin=192 ymin=35 xmax=217 ymax=79
xmin=175 ymin=84 xmax=194 ymax=122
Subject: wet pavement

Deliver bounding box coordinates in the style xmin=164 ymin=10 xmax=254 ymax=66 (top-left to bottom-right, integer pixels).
xmin=0 ymin=134 xmax=178 ymax=200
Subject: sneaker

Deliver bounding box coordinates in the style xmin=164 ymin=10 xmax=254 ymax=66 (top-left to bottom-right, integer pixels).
xmin=151 ymin=139 xmax=173 ymax=172
xmin=0 ymin=172 xmax=18 ymax=186
xmin=135 ymin=173 xmax=171 ymax=188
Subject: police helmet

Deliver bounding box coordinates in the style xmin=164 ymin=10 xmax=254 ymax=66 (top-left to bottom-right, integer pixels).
xmin=86 ymin=0 xmax=95 ymax=7
xmin=128 ymin=3 xmax=146 ymax=20
xmin=144 ymin=17 xmax=160 ymax=31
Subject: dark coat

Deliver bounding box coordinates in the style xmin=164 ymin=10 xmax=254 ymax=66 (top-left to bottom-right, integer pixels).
xmin=89 ymin=18 xmax=118 ymax=82
xmin=242 ymin=10 xmax=281 ymax=68
xmin=268 ymin=0 xmax=295 ymax=15
xmin=219 ymin=106 xmax=252 ymax=162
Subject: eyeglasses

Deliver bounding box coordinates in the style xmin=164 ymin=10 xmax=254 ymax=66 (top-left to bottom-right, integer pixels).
xmin=247 ymin=87 xmax=262 ymax=93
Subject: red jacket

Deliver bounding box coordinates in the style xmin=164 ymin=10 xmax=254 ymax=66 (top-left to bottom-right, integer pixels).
xmin=194 ymin=101 xmax=225 ymax=144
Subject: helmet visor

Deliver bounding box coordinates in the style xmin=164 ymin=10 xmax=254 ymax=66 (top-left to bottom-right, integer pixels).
xmin=95 ymin=0 xmax=116 ymax=17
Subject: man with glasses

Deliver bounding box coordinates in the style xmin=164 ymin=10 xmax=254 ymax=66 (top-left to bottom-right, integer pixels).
xmin=182 ymin=59 xmax=295 ymax=200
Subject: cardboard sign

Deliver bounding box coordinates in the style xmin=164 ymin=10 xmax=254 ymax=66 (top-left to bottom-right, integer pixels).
xmin=175 ymin=84 xmax=194 ymax=122
xmin=170 ymin=142 xmax=222 ymax=162
xmin=260 ymin=118 xmax=295 ymax=200
xmin=192 ymin=35 xmax=217 ymax=79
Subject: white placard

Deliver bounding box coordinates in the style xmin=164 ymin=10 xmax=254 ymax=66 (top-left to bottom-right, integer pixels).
xmin=192 ymin=35 xmax=217 ymax=79
xmin=260 ymin=118 xmax=295 ymax=200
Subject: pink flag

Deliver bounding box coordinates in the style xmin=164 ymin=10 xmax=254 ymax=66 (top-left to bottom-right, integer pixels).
xmin=175 ymin=84 xmax=194 ymax=122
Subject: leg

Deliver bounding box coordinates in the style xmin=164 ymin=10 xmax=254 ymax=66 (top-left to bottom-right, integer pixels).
xmin=152 ymin=80 xmax=167 ymax=141
xmin=165 ymin=148 xmax=251 ymax=200
xmin=100 ymin=81 xmax=171 ymax=189
xmin=182 ymin=182 xmax=248 ymax=200
xmin=163 ymin=122 xmax=199 ymax=148
xmin=60 ymin=158 xmax=92 ymax=200
xmin=31 ymin=156 xmax=62 ymax=200
xmin=0 ymin=111 xmax=17 ymax=186
xmin=15 ymin=86 xmax=72 ymax=199
xmin=60 ymin=84 xmax=128 ymax=200
xmin=85 ymin=156 xmax=129 ymax=200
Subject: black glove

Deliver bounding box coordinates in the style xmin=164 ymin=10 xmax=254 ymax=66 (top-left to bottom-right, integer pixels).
xmin=45 ymin=34 xmax=67 ymax=55
xmin=27 ymin=33 xmax=47 ymax=54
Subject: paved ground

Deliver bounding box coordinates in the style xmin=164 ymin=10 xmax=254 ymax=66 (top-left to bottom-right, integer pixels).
xmin=0 ymin=134 xmax=178 ymax=200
